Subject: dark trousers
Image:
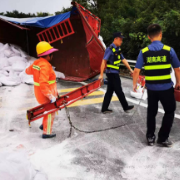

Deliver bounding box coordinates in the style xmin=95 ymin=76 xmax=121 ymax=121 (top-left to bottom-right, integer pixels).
xmin=102 ymin=73 xmax=128 ymax=111
xmin=147 ymin=87 xmax=176 ymax=141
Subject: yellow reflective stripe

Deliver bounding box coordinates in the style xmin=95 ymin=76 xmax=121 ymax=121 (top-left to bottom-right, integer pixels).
xmin=163 ymin=45 xmax=171 ymax=51
xmin=34 ymin=80 xmax=56 ymax=86
xmin=142 ymin=47 xmax=149 ymax=53
xmin=112 ymin=48 xmax=116 ymax=52
xmin=107 ymin=65 xmax=119 ymax=70
xmin=34 ymin=82 xmax=40 ymax=86
xmin=145 ymin=75 xmax=171 ymax=81
xmin=144 ymin=64 xmax=171 ymax=70
xmin=33 ymin=67 xmax=40 ymax=71
xmin=47 ymin=114 xmax=52 ymax=135
xmin=33 ymin=65 xmax=41 ymax=71
xmin=48 ymin=80 xmax=56 ymax=85
xmin=114 ymin=60 xmax=121 ymax=64
xmin=118 ymin=55 xmax=121 ymax=60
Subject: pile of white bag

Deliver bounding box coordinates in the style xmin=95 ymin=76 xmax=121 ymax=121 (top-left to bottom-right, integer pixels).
xmin=0 ymin=43 xmax=65 ymax=87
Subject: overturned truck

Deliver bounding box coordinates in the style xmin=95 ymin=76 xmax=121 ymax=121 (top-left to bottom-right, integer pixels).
xmin=0 ymin=2 xmax=105 ymax=82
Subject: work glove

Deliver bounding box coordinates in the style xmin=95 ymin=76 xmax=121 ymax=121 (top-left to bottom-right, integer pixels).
xmin=50 ymin=96 xmax=56 ymax=103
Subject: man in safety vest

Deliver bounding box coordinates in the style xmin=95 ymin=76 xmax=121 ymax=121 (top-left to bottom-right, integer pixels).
xmin=99 ymin=32 xmax=134 ymax=114
xmin=26 ymin=41 xmax=59 ymax=139
xmin=133 ymin=24 xmax=180 ymax=147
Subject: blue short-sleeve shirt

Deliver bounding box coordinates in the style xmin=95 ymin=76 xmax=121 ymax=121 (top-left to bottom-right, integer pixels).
xmin=104 ymin=43 xmax=125 ymax=73
xmin=135 ymin=41 xmax=180 ymax=91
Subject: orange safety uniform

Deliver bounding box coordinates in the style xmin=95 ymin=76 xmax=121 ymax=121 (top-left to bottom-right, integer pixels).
xmin=26 ymin=57 xmax=58 ymax=135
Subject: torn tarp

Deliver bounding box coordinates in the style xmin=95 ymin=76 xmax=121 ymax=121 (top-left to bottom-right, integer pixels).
xmin=0 ymin=11 xmax=71 ymax=28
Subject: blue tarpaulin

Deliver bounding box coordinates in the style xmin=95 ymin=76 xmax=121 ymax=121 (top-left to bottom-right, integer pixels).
xmin=0 ymin=11 xmax=71 ymax=28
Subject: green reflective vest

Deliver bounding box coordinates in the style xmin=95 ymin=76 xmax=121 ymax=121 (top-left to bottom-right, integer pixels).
xmin=142 ymin=45 xmax=172 ymax=84
xmin=107 ymin=46 xmax=122 ymax=70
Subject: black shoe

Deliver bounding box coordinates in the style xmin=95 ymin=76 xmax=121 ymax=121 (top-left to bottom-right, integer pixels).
xmin=157 ymin=139 xmax=173 ymax=147
xmin=124 ymin=105 xmax=134 ymax=113
xmin=39 ymin=124 xmax=43 ymax=130
xmin=147 ymin=135 xmax=156 ymax=146
xmin=101 ymin=109 xmax=113 ymax=114
xmin=42 ymin=134 xmax=56 ymax=139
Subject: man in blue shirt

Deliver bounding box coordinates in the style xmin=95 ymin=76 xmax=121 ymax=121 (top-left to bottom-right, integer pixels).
xmin=99 ymin=32 xmax=134 ymax=114
xmin=133 ymin=24 xmax=180 ymax=147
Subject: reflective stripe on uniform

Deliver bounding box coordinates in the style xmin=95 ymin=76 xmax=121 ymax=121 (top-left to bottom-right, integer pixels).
xmin=107 ymin=65 xmax=119 ymax=70
xmin=33 ymin=65 xmax=41 ymax=71
xmin=34 ymin=82 xmax=40 ymax=86
xmin=112 ymin=48 xmax=116 ymax=52
xmin=114 ymin=60 xmax=121 ymax=64
xmin=144 ymin=64 xmax=171 ymax=70
xmin=118 ymin=55 xmax=121 ymax=60
xmin=142 ymin=47 xmax=149 ymax=53
xmin=48 ymin=80 xmax=56 ymax=84
xmin=34 ymin=80 xmax=56 ymax=86
xmin=47 ymin=114 xmax=52 ymax=135
xmin=163 ymin=45 xmax=171 ymax=51
xmin=145 ymin=75 xmax=171 ymax=81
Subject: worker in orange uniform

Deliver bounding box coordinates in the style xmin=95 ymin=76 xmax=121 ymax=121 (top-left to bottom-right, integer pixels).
xmin=26 ymin=41 xmax=59 ymax=139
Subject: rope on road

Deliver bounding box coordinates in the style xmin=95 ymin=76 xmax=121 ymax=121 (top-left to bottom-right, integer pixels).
xmin=63 ymin=87 xmax=145 ymax=138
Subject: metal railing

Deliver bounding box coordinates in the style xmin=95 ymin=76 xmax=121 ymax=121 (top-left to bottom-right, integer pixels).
xmin=121 ymin=59 xmax=144 ymax=69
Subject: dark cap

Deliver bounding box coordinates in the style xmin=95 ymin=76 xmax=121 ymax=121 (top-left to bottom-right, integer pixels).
xmin=113 ymin=32 xmax=125 ymax=39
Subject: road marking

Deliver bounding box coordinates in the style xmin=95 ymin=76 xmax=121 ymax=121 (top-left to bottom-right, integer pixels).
xmin=80 ymin=82 xmax=180 ymax=119
xmin=15 ymin=89 xmax=104 ymax=106
xmin=17 ymin=90 xmax=105 ymax=111
xmin=6 ymin=84 xmax=179 ymax=120
xmin=58 ymin=88 xmax=77 ymax=93
xmin=69 ymin=96 xmax=118 ymax=107
xmin=58 ymin=88 xmax=104 ymax=97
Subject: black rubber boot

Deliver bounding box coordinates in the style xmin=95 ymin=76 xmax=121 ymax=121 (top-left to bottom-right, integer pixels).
xmin=39 ymin=124 xmax=43 ymax=130
xmin=42 ymin=134 xmax=56 ymax=139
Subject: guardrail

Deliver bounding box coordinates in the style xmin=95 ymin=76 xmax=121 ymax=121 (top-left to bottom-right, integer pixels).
xmin=121 ymin=59 xmax=144 ymax=69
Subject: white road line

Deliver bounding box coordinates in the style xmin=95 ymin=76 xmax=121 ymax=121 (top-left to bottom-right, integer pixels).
xmin=81 ymin=82 xmax=180 ymax=119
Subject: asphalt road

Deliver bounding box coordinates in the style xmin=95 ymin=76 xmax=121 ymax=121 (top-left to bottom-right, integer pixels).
xmin=0 ymin=77 xmax=180 ymax=180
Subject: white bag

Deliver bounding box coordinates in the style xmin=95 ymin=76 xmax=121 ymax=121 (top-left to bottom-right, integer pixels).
xmin=171 ymin=68 xmax=176 ymax=87
xmin=10 ymin=45 xmax=21 ymax=56
xmin=12 ymin=60 xmax=27 ymax=72
xmin=0 ymin=57 xmax=9 ymax=69
xmin=0 ymin=75 xmax=21 ymax=86
xmin=19 ymin=49 xmax=28 ymax=58
xmin=4 ymin=49 xmax=16 ymax=58
xmin=33 ymin=172 xmax=48 ymax=180
xmin=0 ymin=70 xmax=9 ymax=76
xmin=19 ymin=70 xmax=34 ymax=85
xmin=130 ymin=83 xmax=147 ymax=100
xmin=0 ymin=43 xmax=3 ymax=51
xmin=0 ymin=44 xmax=10 ymax=53
xmin=54 ymin=70 xmax=65 ymax=79
xmin=136 ymin=83 xmax=144 ymax=93
xmin=99 ymin=35 xmax=106 ymax=48
xmin=8 ymin=56 xmax=21 ymax=66
xmin=27 ymin=56 xmax=36 ymax=65
xmin=130 ymin=91 xmax=143 ymax=99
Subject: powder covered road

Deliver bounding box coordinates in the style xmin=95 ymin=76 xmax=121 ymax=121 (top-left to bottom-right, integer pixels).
xmin=0 ymin=77 xmax=180 ymax=180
